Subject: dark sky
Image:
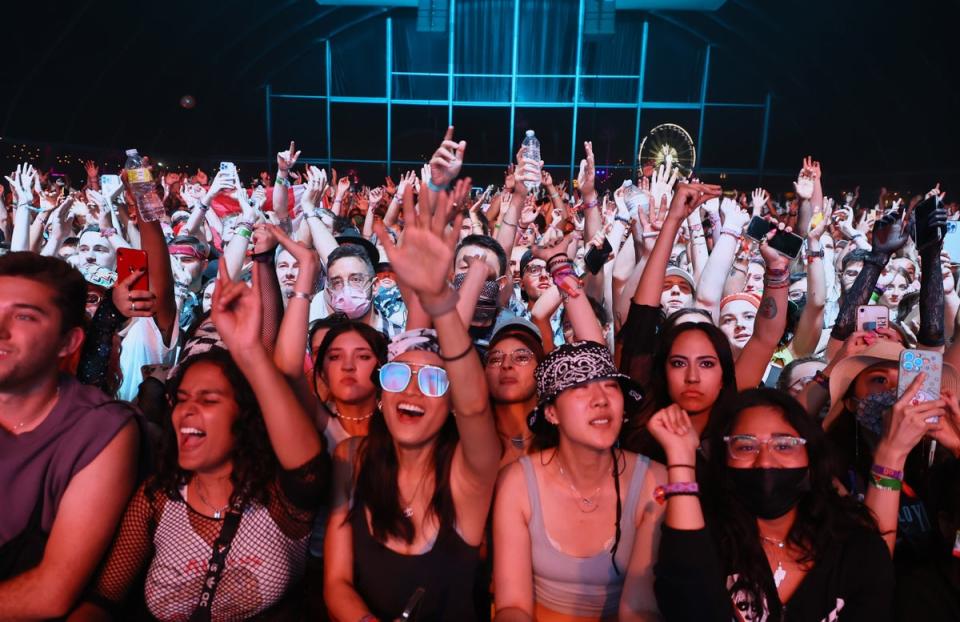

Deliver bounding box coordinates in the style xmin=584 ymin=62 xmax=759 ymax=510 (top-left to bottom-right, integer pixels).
xmin=2 ymin=0 xmax=959 ymax=193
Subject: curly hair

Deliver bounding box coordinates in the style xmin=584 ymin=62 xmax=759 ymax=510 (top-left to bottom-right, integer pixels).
xmin=702 ymin=388 xmax=879 ymax=618
xmin=146 ymin=348 xmax=277 ymax=508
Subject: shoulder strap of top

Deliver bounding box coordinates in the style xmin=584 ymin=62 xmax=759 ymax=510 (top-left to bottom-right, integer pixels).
xmin=518 ymin=456 xmax=545 ymax=536
xmin=623 ymin=454 xmax=650 ymax=523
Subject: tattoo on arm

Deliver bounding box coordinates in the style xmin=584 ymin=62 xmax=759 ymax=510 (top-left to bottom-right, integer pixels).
xmin=759 ymin=297 xmax=777 ymax=320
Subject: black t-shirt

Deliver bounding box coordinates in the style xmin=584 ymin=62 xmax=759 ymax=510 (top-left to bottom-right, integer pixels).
xmin=655 ymin=525 xmax=895 ymax=621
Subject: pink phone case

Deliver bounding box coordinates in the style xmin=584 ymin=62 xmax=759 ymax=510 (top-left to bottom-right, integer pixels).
xmin=897 ymin=349 xmax=943 ymax=403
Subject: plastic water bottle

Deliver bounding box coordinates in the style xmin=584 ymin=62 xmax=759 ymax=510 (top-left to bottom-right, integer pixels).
xmin=521 ymin=130 xmax=541 ymax=192
xmin=124 ymin=149 xmax=165 ymax=222
xmin=621 ymin=179 xmax=643 ymax=216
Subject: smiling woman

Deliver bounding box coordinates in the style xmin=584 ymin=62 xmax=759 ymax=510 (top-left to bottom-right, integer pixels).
xmin=73 ymin=268 xmax=329 ymax=621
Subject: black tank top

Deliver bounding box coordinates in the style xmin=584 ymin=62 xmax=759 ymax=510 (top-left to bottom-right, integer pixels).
xmin=350 ymin=496 xmax=486 ymax=621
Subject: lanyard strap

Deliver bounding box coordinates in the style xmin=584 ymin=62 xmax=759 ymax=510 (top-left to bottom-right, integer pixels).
xmin=189 ymin=510 xmax=243 ymax=622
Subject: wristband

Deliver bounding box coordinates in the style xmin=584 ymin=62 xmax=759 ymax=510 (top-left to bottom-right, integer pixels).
xmin=806 ymin=248 xmax=824 ymax=258
xmin=102 ymin=227 xmax=118 ymax=238
xmin=426 ymin=179 xmax=448 ymax=193
xmin=871 ymin=464 xmax=904 ymax=481
xmin=235 ymin=226 xmax=253 ymax=240
xmin=869 ymin=473 xmax=903 ymax=492
xmin=549 ymin=192 xmax=560 ymax=199
xmin=584 ymin=199 xmax=598 ymax=210
xmin=275 ymin=177 xmax=290 ymax=188
xmin=19 ymin=202 xmax=42 ymax=213
xmin=720 ymin=227 xmax=742 ymax=240
xmin=870 ymin=287 xmax=883 ymax=303
xmin=419 ymin=287 xmax=460 ymax=317
xmin=198 ymin=201 xmax=210 ymax=211
xmin=614 ymin=215 xmax=632 ymax=225
xmin=290 ymin=290 xmax=313 ymax=302
xmin=667 ymin=464 xmax=696 ymax=470
xmin=654 ymin=482 xmax=699 ymax=505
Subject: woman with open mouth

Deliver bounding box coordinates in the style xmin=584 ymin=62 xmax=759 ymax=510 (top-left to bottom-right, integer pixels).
xmin=75 ymin=266 xmax=328 ymax=620
xmin=324 ymin=178 xmax=501 ymax=621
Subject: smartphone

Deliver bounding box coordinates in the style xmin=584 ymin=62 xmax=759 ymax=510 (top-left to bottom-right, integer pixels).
xmin=914 ymin=196 xmax=943 ymax=249
xmin=744 ymin=216 xmax=805 ymax=259
xmin=584 ymin=238 xmax=613 ymax=274
xmin=857 ymin=305 xmax=890 ymax=332
xmin=100 ymin=174 xmax=121 ymax=196
xmin=116 ymin=248 xmax=150 ymax=291
xmin=897 ymin=349 xmax=943 ymax=406
xmin=219 ymin=161 xmax=238 ymax=180
xmin=945 ymin=221 xmax=960 ymax=261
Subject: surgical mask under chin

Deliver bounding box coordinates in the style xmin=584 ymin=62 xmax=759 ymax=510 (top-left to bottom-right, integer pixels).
xmin=329 ymin=284 xmax=372 ymax=319
xmin=855 ymin=389 xmax=897 ymax=437
xmin=453 ymin=272 xmax=501 ymax=324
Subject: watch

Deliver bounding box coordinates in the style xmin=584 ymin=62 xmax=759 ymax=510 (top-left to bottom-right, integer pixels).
xmin=806 ymin=248 xmax=824 ymax=258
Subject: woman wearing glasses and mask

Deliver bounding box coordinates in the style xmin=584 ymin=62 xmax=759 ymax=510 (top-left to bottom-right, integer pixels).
xmin=650 ymin=389 xmax=893 ymax=621
xmin=324 ymin=188 xmax=501 ymax=621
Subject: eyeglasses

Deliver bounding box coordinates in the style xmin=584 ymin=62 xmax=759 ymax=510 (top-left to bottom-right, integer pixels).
xmin=523 ymin=264 xmax=547 ymax=278
xmin=327 ymin=273 xmax=371 ymax=293
xmin=723 ymin=434 xmax=807 ymax=461
xmin=787 ymin=376 xmax=815 ymax=392
xmin=379 ymin=362 xmax=449 ymax=397
xmin=486 ymin=348 xmax=536 ymax=367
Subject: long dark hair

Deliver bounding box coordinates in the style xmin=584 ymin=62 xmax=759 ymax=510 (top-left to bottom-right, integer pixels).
xmin=704 ymin=389 xmax=879 ymax=617
xmin=347 ymin=359 xmax=459 ymax=544
xmin=313 ymin=320 xmax=388 ymax=389
xmin=646 ymin=322 xmax=738 ymax=428
xmin=147 ymin=349 xmax=276 ymax=508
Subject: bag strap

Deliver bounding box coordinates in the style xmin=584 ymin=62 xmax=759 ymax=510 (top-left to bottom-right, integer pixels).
xmin=188 ymin=510 xmax=243 ymax=622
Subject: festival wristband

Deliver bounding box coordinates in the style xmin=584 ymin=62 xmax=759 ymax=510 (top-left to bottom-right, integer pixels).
xmin=426 ymin=179 xmax=448 ymax=193
xmin=870 ymin=287 xmax=883 ymax=303
xmin=869 ymin=473 xmax=903 ymax=492
xmin=871 ymin=464 xmax=904 ymax=481
xmin=654 ymin=482 xmax=699 ymax=505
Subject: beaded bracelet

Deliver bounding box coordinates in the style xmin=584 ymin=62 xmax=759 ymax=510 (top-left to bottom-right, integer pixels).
xmin=871 ymin=464 xmax=904 ymax=481
xmin=654 ymin=482 xmax=699 ymax=505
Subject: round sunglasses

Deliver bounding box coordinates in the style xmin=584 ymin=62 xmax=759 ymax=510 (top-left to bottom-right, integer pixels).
xmin=379 ymin=362 xmax=449 ymax=398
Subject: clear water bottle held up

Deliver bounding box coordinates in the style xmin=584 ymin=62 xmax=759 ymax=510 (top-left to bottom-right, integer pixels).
xmin=521 ymin=130 xmax=541 ymax=191
xmin=124 ymin=149 xmax=165 ymax=222
xmin=620 ymin=179 xmax=643 ymax=216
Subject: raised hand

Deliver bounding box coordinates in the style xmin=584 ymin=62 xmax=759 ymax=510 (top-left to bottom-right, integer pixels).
xmin=650 ymin=155 xmax=679 ymax=207
xmin=212 ymin=264 xmax=264 ymax=356
xmin=576 ymin=141 xmax=596 ymax=197
xmin=720 ymin=196 xmax=750 ymax=234
xmin=250 ymin=185 xmax=268 ymax=212
xmin=666 ymin=182 xmax=722 ymax=224
xmin=277 ymin=140 xmax=301 ymax=173
xmin=203 ymin=170 xmax=235 ymax=206
xmin=373 ymin=178 xmax=468 ymax=301
xmin=504 ymin=164 xmax=517 ymax=192
xmin=750 ymin=188 xmax=769 ymax=217
xmin=876 ymin=373 xmax=947 ymax=461
xmin=646 ymin=404 xmax=700 ymax=463
xmin=757 ymin=218 xmax=794 ymax=271
xmin=233 ymin=182 xmax=256 ymax=222
xmin=794 ymin=157 xmax=815 ymax=199
xmin=914 ymin=193 xmax=948 ymax=251
xmin=112 ymin=269 xmax=157 ymax=319
xmin=429 ymin=126 xmax=466 ymax=189
xmin=542 ymin=169 xmax=555 ymax=189
xmin=5 ymin=164 xmax=38 ymax=205
xmin=871 ymin=205 xmax=913 ymax=256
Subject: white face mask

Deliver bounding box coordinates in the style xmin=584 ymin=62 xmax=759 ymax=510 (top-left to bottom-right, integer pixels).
xmin=329 ymin=284 xmax=372 ymax=319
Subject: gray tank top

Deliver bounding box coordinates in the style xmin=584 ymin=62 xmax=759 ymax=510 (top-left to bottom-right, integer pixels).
xmin=519 ymin=453 xmax=648 ymax=618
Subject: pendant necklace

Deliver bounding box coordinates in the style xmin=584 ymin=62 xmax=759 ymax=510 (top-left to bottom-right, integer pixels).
xmin=7 ymin=387 xmax=60 ymax=434
xmin=760 ymin=534 xmax=787 ymax=588
xmin=558 ymin=460 xmax=604 ymax=513
xmin=195 ymin=478 xmax=231 ymax=520
xmin=400 ymin=470 xmax=431 ymax=518
xmin=499 ymin=429 xmax=533 ymax=451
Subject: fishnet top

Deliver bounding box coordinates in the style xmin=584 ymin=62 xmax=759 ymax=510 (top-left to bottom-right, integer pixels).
xmin=90 ymin=457 xmax=325 ymax=621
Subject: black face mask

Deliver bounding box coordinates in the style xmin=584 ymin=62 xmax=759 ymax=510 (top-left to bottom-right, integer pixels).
xmin=727 ymin=467 xmax=810 ymax=519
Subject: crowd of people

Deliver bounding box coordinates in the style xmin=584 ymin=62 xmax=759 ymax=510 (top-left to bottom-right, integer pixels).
xmin=1 ymin=125 xmax=959 ymax=621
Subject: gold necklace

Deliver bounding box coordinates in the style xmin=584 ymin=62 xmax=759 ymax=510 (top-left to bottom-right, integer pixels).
xmin=7 ymin=387 xmax=60 ymax=434
xmin=329 ymin=402 xmax=375 ymax=422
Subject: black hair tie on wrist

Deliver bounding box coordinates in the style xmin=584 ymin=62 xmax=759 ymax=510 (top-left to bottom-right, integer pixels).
xmin=439 ymin=342 xmax=475 ymax=363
